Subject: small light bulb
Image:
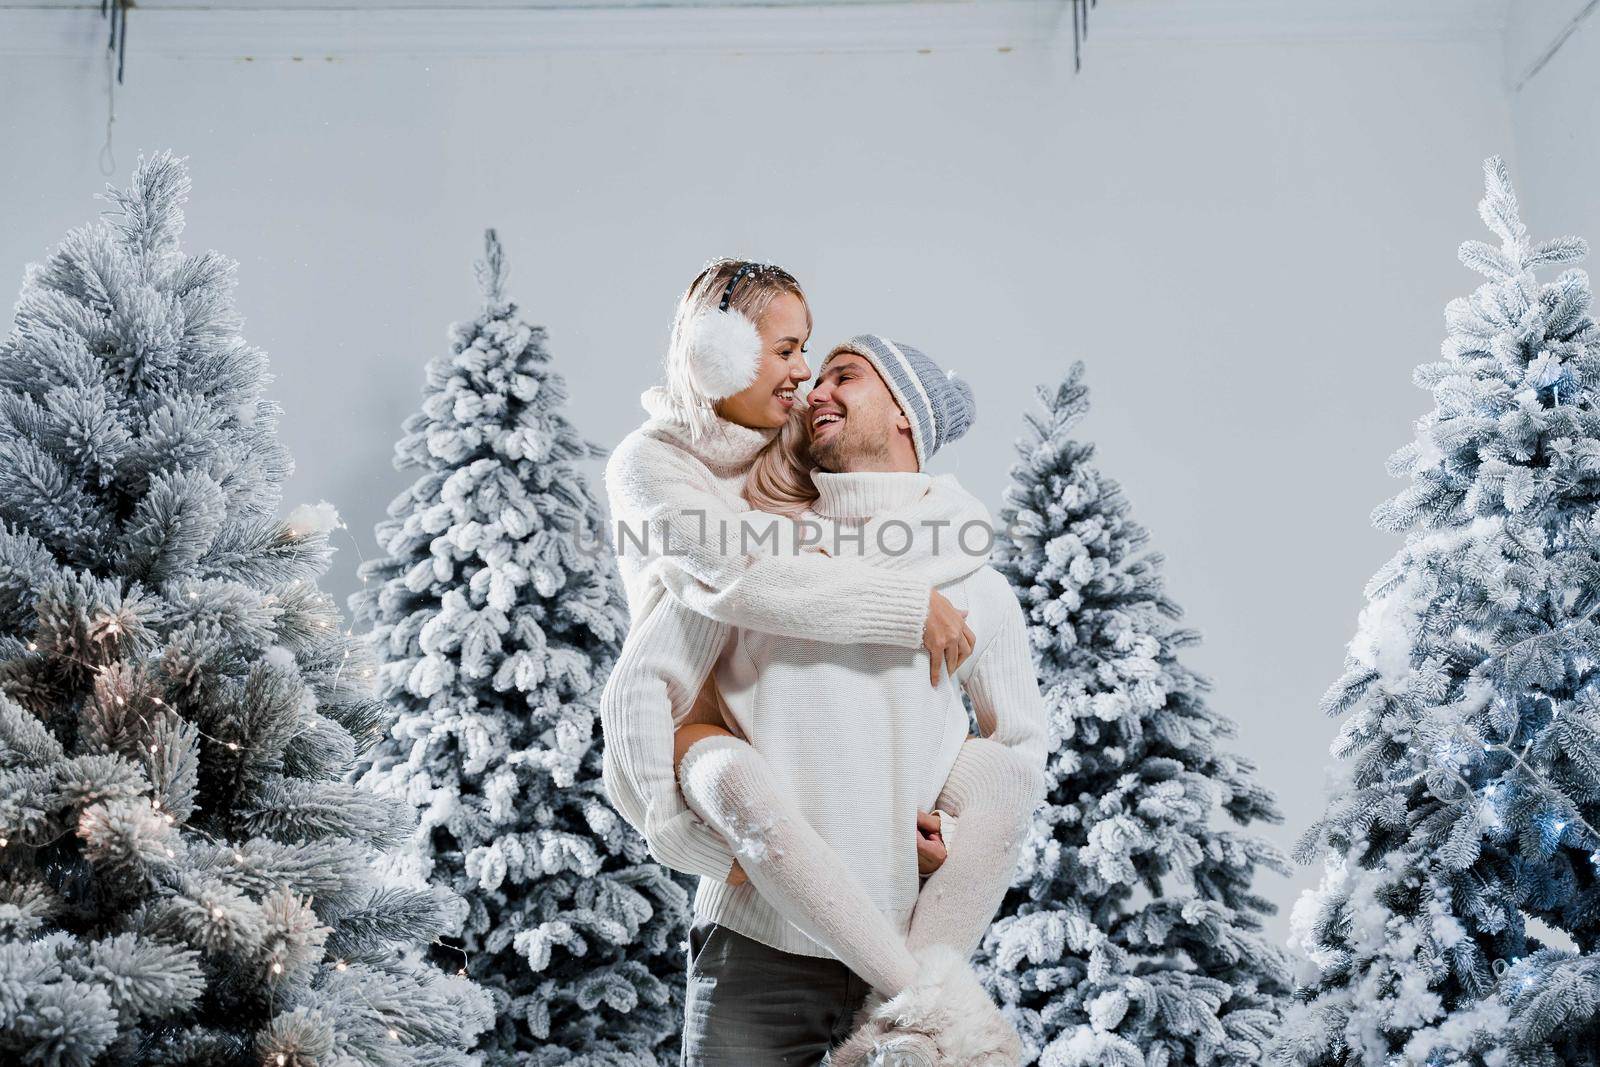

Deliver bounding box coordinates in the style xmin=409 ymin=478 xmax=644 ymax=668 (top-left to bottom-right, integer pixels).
xmin=164 ymin=814 xmax=175 ymax=825
xmin=165 ymin=848 xmax=175 ymax=858
xmin=148 ymin=743 xmax=157 ymax=754
xmin=335 ymin=959 xmax=347 ymax=971
xmin=213 ymin=907 xmax=224 ymax=918
xmin=114 ymin=695 xmax=124 ymax=706
xmin=277 ymin=1056 xmax=287 ymax=1066
xmin=26 ymin=642 xmax=36 ymax=651
xmin=271 ymin=961 xmax=283 ymax=974
xmin=227 ymin=742 xmax=239 ymax=751
xmin=389 ymin=1029 xmax=399 ymax=1041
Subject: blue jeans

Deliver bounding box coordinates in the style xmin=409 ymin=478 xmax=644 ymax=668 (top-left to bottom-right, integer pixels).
xmin=682 ymin=918 xmax=873 ymax=1066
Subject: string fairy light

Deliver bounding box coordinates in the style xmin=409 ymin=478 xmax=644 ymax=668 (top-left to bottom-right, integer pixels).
xmin=3 ymin=543 xmax=462 ymax=1044
xmin=1424 ymin=724 xmax=1600 ymax=840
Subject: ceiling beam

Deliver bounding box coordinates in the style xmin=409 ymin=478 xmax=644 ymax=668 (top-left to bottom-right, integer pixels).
xmin=0 ymin=0 xmax=1509 ymax=60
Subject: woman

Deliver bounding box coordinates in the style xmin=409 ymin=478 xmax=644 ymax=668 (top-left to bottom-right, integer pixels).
xmin=600 ymin=260 xmax=1040 ymax=1065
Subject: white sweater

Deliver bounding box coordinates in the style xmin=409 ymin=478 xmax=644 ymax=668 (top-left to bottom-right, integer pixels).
xmin=599 ymin=463 xmax=1048 ymax=958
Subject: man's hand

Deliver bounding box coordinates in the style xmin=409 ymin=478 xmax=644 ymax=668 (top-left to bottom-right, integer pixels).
xmin=727 ymin=860 xmax=749 ymax=887
xmin=916 ymin=809 xmax=948 ymax=876
xmin=923 ymin=589 xmax=974 ymax=686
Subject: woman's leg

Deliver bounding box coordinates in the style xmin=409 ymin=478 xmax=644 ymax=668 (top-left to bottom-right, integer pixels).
xmin=672 ymin=725 xmax=921 ymax=997
xmin=905 ymin=736 xmax=1046 ymax=961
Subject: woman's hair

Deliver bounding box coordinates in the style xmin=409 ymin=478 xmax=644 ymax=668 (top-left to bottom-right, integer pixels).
xmin=663 ymin=258 xmax=812 ymax=439
xmin=741 ymin=399 xmax=819 ymax=519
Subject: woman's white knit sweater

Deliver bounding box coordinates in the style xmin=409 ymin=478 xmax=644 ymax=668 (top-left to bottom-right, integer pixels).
xmin=603 ymin=386 xmax=937 ymax=649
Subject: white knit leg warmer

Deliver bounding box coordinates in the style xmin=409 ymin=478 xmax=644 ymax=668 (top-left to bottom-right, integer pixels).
xmin=905 ymin=737 xmax=1046 ymax=961
xmin=676 ymin=733 xmax=919 ymax=996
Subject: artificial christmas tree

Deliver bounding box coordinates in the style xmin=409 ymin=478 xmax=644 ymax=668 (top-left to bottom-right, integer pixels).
xmin=978 ymin=362 xmax=1291 ymax=1066
xmin=351 ymin=230 xmax=687 ymax=1065
xmin=1275 ymin=159 xmax=1600 ymax=1066
xmin=0 ymin=152 xmax=490 ymax=1065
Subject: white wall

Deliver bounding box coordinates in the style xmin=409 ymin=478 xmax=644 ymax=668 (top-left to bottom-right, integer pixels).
xmin=0 ymin=5 xmax=1522 ymax=944
xmin=1508 ymin=0 xmax=1600 ymax=243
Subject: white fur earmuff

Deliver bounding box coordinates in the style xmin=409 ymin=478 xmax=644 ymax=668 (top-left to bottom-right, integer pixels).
xmin=684 ymin=307 xmax=763 ymax=401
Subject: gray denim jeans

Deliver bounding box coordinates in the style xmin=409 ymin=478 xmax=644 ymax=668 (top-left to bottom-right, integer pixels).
xmin=682 ymin=918 xmax=872 ymax=1066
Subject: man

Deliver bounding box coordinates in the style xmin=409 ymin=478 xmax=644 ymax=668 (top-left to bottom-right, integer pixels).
xmin=600 ymin=336 xmax=1046 ymax=1066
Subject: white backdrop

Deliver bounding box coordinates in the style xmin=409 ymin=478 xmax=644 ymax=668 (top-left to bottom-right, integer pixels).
xmin=3 ymin=0 xmax=1594 ymax=945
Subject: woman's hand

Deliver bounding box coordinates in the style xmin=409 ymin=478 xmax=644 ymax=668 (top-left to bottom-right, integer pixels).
xmin=916 ymin=809 xmax=948 ymax=876
xmin=727 ymin=860 xmax=749 ymax=886
xmin=923 ymin=589 xmax=974 ymax=685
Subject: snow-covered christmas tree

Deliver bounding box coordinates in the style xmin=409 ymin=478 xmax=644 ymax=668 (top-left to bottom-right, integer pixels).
xmin=0 ymin=152 xmax=490 ymax=1065
xmin=351 ymin=230 xmax=686 ymax=1065
xmin=978 ymin=363 xmax=1291 ymax=1066
xmin=1274 ymin=159 xmax=1600 ymax=1067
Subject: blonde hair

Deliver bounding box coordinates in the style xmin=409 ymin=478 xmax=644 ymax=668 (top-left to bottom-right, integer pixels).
xmin=663 ymin=258 xmax=811 ymax=441
xmin=741 ymin=399 xmax=819 ymax=518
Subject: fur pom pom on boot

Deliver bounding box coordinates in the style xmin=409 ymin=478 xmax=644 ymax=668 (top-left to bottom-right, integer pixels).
xmin=828 ymin=945 xmax=1022 ymax=1067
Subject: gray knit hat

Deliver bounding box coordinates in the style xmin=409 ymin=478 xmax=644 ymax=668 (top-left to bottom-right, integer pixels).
xmin=820 ymin=335 xmax=976 ymax=470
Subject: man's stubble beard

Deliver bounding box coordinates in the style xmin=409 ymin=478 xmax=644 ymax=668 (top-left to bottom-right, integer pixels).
xmin=807 ymin=414 xmax=893 ymax=473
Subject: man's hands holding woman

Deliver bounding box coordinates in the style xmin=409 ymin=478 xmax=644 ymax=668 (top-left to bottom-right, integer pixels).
xmin=923 ymin=589 xmax=973 ymax=686
xmin=916 ymin=809 xmax=948 ymax=876
xmin=726 ymin=809 xmax=947 ymax=886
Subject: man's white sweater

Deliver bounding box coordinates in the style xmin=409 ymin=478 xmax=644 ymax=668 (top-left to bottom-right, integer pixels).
xmin=599 ymin=467 xmax=1048 ymax=959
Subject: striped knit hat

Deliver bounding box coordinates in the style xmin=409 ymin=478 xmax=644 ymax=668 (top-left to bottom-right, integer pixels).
xmin=820 ymin=335 xmax=976 ymax=470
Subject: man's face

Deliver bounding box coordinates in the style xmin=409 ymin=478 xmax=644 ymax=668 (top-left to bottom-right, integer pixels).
xmin=806 ymin=352 xmax=913 ymax=472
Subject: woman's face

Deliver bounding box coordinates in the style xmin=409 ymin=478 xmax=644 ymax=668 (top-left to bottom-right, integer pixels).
xmin=715 ymin=291 xmax=813 ymax=429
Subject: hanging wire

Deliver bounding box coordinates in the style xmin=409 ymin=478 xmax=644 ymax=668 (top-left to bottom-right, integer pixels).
xmin=1071 ymin=0 xmax=1100 ymax=73
xmin=97 ymin=0 xmax=128 ymax=176
xmin=101 ymin=0 xmax=128 ymax=82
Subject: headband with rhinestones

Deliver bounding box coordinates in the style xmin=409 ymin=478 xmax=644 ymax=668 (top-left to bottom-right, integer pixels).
xmin=718 ymin=262 xmax=765 ymax=312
